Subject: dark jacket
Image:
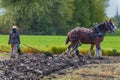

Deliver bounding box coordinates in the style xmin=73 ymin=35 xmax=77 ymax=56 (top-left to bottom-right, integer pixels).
xmin=8 ymin=32 xmax=20 ymax=44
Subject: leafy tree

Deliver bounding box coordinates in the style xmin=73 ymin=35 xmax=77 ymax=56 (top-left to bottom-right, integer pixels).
xmin=115 ymin=6 xmax=120 ymax=28
xmin=72 ymin=0 xmax=91 ymax=27
xmin=89 ymin=0 xmax=107 ymax=25
xmin=0 ymin=0 xmax=109 ymax=35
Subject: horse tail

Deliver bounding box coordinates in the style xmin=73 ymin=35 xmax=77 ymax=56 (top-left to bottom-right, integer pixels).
xmin=65 ymin=36 xmax=69 ymax=44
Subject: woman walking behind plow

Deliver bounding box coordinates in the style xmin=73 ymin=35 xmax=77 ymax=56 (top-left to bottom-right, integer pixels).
xmin=8 ymin=26 xmax=20 ymax=58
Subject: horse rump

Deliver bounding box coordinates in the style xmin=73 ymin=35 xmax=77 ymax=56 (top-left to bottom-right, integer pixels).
xmin=65 ymin=29 xmax=79 ymax=45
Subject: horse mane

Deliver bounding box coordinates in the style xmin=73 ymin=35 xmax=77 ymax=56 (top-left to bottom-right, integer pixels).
xmin=72 ymin=27 xmax=80 ymax=31
xmin=92 ymin=22 xmax=106 ymax=32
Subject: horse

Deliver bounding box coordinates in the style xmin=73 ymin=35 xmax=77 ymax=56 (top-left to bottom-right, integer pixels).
xmin=65 ymin=19 xmax=116 ymax=58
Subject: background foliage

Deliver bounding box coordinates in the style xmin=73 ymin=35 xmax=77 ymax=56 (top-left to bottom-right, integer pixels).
xmin=0 ymin=0 xmax=109 ymax=35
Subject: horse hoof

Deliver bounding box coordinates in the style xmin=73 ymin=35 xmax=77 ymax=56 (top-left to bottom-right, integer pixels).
xmin=98 ymin=57 xmax=103 ymax=60
xmin=68 ymin=56 xmax=73 ymax=58
xmin=88 ymin=56 xmax=93 ymax=59
xmin=95 ymin=56 xmax=103 ymax=60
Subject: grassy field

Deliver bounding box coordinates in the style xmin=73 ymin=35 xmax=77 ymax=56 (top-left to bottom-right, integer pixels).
xmin=0 ymin=29 xmax=119 ymax=55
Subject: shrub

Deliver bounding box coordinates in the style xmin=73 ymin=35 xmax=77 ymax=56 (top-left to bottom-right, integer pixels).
xmin=79 ymin=49 xmax=89 ymax=55
xmin=49 ymin=46 xmax=67 ymax=54
xmin=102 ymin=49 xmax=120 ymax=56
xmin=0 ymin=43 xmax=120 ymax=56
xmin=0 ymin=44 xmax=9 ymax=53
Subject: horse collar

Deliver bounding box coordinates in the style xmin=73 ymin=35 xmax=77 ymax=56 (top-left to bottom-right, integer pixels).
xmin=95 ymin=26 xmax=100 ymax=32
xmin=94 ymin=25 xmax=104 ymax=37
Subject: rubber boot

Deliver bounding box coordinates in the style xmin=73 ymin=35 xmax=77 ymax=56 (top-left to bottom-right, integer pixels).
xmin=18 ymin=49 xmax=23 ymax=55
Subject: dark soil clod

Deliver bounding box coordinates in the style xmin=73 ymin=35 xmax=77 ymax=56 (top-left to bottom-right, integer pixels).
xmin=0 ymin=53 xmax=86 ymax=80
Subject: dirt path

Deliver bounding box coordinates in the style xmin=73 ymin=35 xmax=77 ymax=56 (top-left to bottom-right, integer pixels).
xmin=49 ymin=63 xmax=120 ymax=80
xmin=0 ymin=53 xmax=10 ymax=61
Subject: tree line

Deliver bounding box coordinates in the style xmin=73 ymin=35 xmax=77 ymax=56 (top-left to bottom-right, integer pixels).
xmin=0 ymin=0 xmax=109 ymax=35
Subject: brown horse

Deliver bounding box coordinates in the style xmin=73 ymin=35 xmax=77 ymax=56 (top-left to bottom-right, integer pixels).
xmin=65 ymin=19 xmax=116 ymax=58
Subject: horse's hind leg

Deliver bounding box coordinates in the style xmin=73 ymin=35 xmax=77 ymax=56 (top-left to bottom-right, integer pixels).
xmin=75 ymin=50 xmax=82 ymax=57
xmin=72 ymin=42 xmax=82 ymax=57
xmin=64 ymin=44 xmax=72 ymax=57
xmin=66 ymin=42 xmax=78 ymax=57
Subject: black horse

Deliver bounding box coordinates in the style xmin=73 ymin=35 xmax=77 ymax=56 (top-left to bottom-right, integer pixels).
xmin=65 ymin=19 xmax=116 ymax=58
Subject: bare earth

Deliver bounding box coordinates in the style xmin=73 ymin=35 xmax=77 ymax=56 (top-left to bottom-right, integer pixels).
xmin=0 ymin=53 xmax=120 ymax=80
xmin=44 ymin=56 xmax=120 ymax=80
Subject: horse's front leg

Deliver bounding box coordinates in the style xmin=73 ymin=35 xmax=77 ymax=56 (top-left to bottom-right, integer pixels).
xmin=95 ymin=44 xmax=102 ymax=58
xmin=88 ymin=44 xmax=94 ymax=58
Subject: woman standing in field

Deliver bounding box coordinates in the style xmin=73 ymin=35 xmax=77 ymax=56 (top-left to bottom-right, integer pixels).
xmin=8 ymin=26 xmax=20 ymax=58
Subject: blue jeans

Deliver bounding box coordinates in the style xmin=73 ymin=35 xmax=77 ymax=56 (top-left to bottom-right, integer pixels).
xmin=17 ymin=44 xmax=22 ymax=55
xmin=17 ymin=44 xmax=20 ymax=49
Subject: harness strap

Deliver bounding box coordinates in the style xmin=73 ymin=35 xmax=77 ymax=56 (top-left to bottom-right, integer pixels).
xmin=94 ymin=25 xmax=103 ymax=37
